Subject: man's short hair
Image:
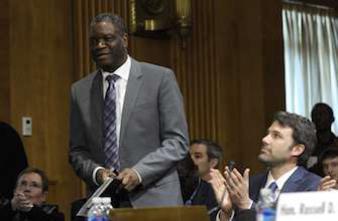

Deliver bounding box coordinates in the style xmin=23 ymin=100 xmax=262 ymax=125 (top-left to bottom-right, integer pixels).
xmin=90 ymin=13 xmax=127 ymax=36
xmin=17 ymin=167 xmax=49 ymax=192
xmin=274 ymin=111 xmax=317 ymax=166
xmin=190 ymin=139 xmax=223 ymax=167
xmin=319 ymin=147 xmax=338 ymax=163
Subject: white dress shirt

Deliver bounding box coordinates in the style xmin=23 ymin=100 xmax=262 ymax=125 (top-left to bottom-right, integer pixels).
xmin=264 ymin=166 xmax=298 ymax=199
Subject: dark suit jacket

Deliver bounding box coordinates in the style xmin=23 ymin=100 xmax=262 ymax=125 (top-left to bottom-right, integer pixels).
xmin=230 ymin=167 xmax=321 ymax=221
xmin=232 ymin=167 xmax=321 ymax=221
xmin=249 ymin=166 xmax=321 ymax=202
xmin=190 ymin=180 xmax=219 ymax=221
xmin=69 ymin=58 xmax=189 ymax=207
xmin=0 ymin=200 xmax=64 ymax=221
xmin=236 ymin=209 xmax=256 ymax=221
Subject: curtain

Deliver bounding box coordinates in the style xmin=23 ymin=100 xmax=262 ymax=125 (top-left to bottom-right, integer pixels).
xmin=282 ymin=3 xmax=338 ymax=133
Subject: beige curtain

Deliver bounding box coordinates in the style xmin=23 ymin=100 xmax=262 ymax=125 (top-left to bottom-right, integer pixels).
xmin=283 ymin=3 xmax=338 ymax=133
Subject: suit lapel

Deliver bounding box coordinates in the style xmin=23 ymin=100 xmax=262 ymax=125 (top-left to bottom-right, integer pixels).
xmin=250 ymin=171 xmax=268 ymax=202
xmin=119 ymin=59 xmax=143 ymax=145
xmin=90 ymin=70 xmax=104 ymax=147
xmin=281 ymin=167 xmax=303 ymax=192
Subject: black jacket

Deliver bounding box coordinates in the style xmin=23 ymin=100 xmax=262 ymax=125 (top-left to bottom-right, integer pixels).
xmin=0 ymin=198 xmax=64 ymax=221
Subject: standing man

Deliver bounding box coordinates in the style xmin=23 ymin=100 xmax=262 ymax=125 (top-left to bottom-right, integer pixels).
xmin=69 ymin=13 xmax=189 ymax=207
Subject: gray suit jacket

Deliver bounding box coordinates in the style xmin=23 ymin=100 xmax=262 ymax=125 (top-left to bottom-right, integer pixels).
xmin=69 ymin=58 xmax=189 ymax=207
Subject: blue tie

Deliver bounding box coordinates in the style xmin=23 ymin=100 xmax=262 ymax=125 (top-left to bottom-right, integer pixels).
xmin=103 ymin=74 xmax=120 ymax=171
xmin=268 ymin=181 xmax=278 ymax=194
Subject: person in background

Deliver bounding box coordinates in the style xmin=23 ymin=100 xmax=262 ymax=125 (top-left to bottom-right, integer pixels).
xmin=179 ymin=139 xmax=223 ymax=221
xmin=0 ymin=122 xmax=28 ymax=200
xmin=311 ymin=103 xmax=338 ymax=156
xmin=190 ymin=139 xmax=223 ymax=180
xmin=177 ymin=154 xmax=219 ymax=221
xmin=308 ymin=103 xmax=338 ymax=176
xmin=317 ymin=147 xmax=338 ymax=190
xmin=0 ymin=167 xmax=64 ymax=221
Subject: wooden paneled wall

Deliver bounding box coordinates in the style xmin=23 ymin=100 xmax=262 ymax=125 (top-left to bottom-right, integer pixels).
xmin=1 ymin=0 xmax=79 ymax=220
xmin=0 ymin=0 xmax=284 ymax=220
xmin=169 ymin=0 xmax=285 ymax=170
xmin=0 ymin=0 xmax=10 ymax=122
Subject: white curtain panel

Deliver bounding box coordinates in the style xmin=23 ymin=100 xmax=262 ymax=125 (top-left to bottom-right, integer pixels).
xmin=283 ymin=4 xmax=338 ymax=133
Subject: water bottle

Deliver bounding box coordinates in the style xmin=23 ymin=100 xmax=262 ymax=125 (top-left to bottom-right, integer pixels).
xmin=87 ymin=197 xmax=110 ymax=221
xmin=101 ymin=197 xmax=113 ymax=219
xmin=256 ymin=188 xmax=276 ymax=221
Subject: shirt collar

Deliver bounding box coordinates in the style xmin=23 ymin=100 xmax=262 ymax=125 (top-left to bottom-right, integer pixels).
xmin=266 ymin=166 xmax=298 ymax=190
xmin=101 ymin=55 xmax=131 ymax=81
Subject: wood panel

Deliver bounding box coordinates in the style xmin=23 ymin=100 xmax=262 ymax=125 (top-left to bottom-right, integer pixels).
xmin=262 ymin=0 xmax=285 ymax=125
xmin=169 ymin=0 xmax=285 ymax=172
xmin=171 ymin=0 xmax=219 ymax=142
xmin=0 ymin=0 xmax=10 ymax=122
xmin=8 ymin=0 xmax=77 ymax=220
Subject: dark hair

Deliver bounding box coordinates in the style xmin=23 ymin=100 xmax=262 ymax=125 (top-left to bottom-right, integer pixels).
xmin=90 ymin=13 xmax=127 ymax=35
xmin=319 ymin=147 xmax=338 ymax=163
xmin=17 ymin=167 xmax=49 ymax=192
xmin=190 ymin=139 xmax=223 ymax=167
xmin=274 ymin=111 xmax=317 ymax=166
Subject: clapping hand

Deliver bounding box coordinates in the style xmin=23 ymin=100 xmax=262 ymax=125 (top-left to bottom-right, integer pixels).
xmin=224 ymin=167 xmax=251 ymax=210
xmin=11 ymin=191 xmax=33 ymax=212
xmin=318 ymin=176 xmax=337 ymax=191
xmin=206 ymin=169 xmax=233 ymax=218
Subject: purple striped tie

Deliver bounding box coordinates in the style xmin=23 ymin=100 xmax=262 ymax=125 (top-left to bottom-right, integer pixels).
xmin=103 ymin=74 xmax=120 ymax=171
xmin=268 ymin=181 xmax=278 ymax=201
xmin=268 ymin=182 xmax=278 ymax=193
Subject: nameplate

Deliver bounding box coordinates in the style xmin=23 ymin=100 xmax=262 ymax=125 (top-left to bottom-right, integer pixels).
xmin=276 ymin=191 xmax=338 ymax=221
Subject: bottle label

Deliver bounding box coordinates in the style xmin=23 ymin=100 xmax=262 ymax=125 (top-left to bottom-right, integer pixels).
xmin=256 ymin=208 xmax=276 ymax=221
xmin=87 ymin=215 xmax=110 ymax=221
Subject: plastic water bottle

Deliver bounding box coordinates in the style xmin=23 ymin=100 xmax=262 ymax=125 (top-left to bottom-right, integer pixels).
xmin=101 ymin=197 xmax=113 ymax=218
xmin=256 ymin=188 xmax=276 ymax=221
xmin=87 ymin=197 xmax=111 ymax=221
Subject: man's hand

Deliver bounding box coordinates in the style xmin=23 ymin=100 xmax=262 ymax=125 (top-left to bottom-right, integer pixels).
xmin=224 ymin=167 xmax=251 ymax=210
xmin=96 ymin=168 xmax=117 ymax=185
xmin=117 ymin=168 xmax=141 ymax=191
xmin=318 ymin=176 xmax=337 ymax=191
xmin=11 ymin=192 xmax=33 ymax=212
xmin=206 ymin=169 xmax=233 ymax=215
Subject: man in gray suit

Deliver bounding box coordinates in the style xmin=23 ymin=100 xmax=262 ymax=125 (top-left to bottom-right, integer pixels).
xmin=69 ymin=13 xmax=189 ymax=207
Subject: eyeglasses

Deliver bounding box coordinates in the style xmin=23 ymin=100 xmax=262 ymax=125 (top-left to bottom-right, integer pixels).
xmin=17 ymin=181 xmax=42 ymax=189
